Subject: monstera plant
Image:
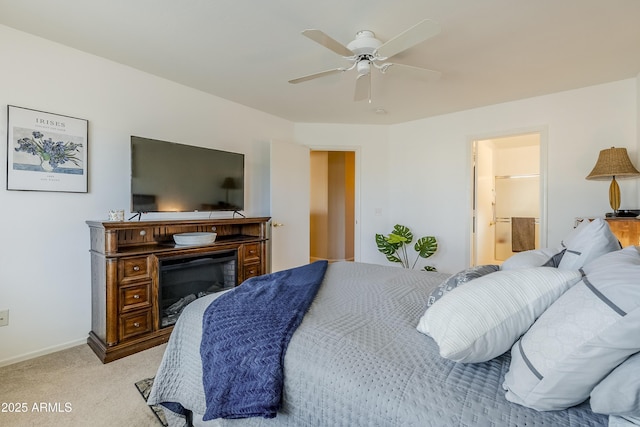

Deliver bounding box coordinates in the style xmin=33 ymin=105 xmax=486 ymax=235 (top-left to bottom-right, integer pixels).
xmin=375 ymin=224 xmax=438 ymax=271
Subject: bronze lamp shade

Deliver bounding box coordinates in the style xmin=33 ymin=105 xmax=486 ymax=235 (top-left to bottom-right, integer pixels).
xmin=586 ymin=147 xmax=640 ymax=212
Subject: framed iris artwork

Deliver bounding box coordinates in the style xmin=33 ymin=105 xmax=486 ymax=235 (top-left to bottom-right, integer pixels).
xmin=6 ymin=105 xmax=88 ymax=192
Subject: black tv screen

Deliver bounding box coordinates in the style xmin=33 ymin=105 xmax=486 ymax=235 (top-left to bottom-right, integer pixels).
xmin=131 ymin=136 xmax=244 ymax=212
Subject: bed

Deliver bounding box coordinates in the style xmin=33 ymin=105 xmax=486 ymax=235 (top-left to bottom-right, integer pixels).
xmin=148 ymin=258 xmax=618 ymax=427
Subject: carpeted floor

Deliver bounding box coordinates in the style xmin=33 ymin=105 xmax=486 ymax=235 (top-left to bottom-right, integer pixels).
xmin=0 ymin=343 xmax=167 ymax=426
xmin=135 ymin=377 xmax=168 ymax=426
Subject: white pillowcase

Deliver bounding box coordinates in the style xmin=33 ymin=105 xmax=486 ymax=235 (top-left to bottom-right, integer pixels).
xmin=503 ymin=246 xmax=640 ymax=411
xmin=426 ymin=264 xmax=499 ymax=308
xmin=501 ymin=218 xmax=620 ymax=271
xmin=609 ymin=416 xmax=640 ymax=427
xmin=501 ymin=247 xmax=563 ymax=270
xmin=557 ymin=217 xmax=621 ymax=270
xmin=416 ymin=267 xmax=581 ymax=363
xmin=591 ymin=351 xmax=640 ymax=416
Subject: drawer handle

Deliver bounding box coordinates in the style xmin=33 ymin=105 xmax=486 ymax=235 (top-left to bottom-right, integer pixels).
xmin=248 ymin=269 xmax=256 ymax=274
xmin=249 ymin=250 xmax=256 ymax=254
xmin=133 ymin=322 xmax=140 ymax=328
xmin=139 ymin=230 xmax=146 ymax=236
xmin=133 ymin=294 xmax=140 ymax=299
xmin=133 ymin=265 xmax=140 ymax=271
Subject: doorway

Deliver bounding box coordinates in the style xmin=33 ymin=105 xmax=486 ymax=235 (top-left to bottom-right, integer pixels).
xmin=310 ymin=151 xmax=356 ymax=263
xmin=472 ymin=132 xmax=545 ymax=266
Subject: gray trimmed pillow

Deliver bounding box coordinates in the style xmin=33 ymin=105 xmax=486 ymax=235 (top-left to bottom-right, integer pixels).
xmin=557 ymin=217 xmax=621 ymax=270
xmin=426 ymin=264 xmax=499 ymax=308
xmin=591 ymin=351 xmax=640 ymax=416
xmin=541 ymin=249 xmax=566 ymax=267
xmin=503 ymin=246 xmax=640 ymax=411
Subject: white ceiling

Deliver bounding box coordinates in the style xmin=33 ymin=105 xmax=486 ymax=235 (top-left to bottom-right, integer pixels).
xmin=1 ymin=0 xmax=640 ymax=125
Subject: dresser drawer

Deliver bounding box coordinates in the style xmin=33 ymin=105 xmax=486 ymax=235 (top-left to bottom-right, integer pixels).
xmin=243 ymin=243 xmax=260 ymax=263
xmin=243 ymin=264 xmax=261 ymax=280
xmin=119 ymin=282 xmax=152 ymax=312
xmin=119 ymin=256 xmax=152 ymax=282
xmin=119 ymin=310 xmax=152 ymax=341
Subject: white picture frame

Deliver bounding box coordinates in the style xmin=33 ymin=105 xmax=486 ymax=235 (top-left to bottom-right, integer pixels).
xmin=7 ymin=105 xmax=88 ymax=193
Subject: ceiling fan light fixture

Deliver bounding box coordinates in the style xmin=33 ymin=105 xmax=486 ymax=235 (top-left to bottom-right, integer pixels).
xmin=357 ymin=60 xmax=371 ymax=76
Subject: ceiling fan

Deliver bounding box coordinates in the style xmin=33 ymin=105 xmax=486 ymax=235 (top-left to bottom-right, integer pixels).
xmin=288 ymin=19 xmax=442 ymax=102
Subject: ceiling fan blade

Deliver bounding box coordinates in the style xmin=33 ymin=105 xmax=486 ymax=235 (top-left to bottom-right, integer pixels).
xmin=375 ymin=19 xmax=441 ymax=59
xmin=288 ymin=68 xmax=345 ymax=84
xmin=354 ymin=72 xmax=370 ymax=102
xmin=302 ymin=29 xmax=354 ymax=57
xmin=383 ymin=63 xmax=442 ymax=81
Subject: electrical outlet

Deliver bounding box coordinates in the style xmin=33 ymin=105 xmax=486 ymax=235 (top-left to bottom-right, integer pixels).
xmin=0 ymin=310 xmax=8 ymax=327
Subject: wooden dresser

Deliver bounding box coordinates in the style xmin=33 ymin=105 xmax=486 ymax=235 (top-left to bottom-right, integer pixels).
xmin=605 ymin=218 xmax=640 ymax=247
xmin=86 ymin=217 xmax=270 ymax=362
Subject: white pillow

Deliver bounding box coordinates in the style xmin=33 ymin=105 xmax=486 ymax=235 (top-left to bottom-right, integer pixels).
xmin=557 ymin=217 xmax=621 ymax=270
xmin=501 ymin=247 xmax=564 ymax=270
xmin=590 ymin=351 xmax=640 ymax=416
xmin=609 ymin=416 xmax=640 ymax=427
xmin=416 ymin=267 xmax=581 ymax=363
xmin=503 ymin=246 xmax=640 ymax=411
xmin=426 ymin=264 xmax=499 ymax=308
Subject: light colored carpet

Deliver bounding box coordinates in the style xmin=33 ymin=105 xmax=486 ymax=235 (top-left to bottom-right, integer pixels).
xmin=0 ymin=343 xmax=167 ymax=427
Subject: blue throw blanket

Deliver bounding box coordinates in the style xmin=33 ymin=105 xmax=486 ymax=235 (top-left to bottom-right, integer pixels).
xmin=200 ymin=260 xmax=328 ymax=420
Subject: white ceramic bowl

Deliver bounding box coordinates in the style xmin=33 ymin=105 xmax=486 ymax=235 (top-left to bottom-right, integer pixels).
xmin=173 ymin=232 xmax=217 ymax=245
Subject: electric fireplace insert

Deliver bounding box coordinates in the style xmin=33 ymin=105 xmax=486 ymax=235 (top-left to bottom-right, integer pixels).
xmin=158 ymin=250 xmax=237 ymax=328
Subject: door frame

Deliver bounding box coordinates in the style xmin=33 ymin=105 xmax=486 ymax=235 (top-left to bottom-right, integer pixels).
xmin=469 ymin=126 xmax=549 ymax=266
xmin=309 ymin=145 xmax=362 ymax=263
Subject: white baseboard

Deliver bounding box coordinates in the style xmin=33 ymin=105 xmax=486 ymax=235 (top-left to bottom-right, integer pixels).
xmin=0 ymin=338 xmax=87 ymax=368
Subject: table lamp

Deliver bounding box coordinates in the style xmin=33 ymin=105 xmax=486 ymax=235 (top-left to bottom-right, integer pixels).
xmin=586 ymin=147 xmax=640 ymax=215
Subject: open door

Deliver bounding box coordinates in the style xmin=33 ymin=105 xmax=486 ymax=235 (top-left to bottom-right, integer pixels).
xmin=471 ymin=132 xmax=545 ymax=266
xmin=270 ymin=140 xmax=310 ymax=272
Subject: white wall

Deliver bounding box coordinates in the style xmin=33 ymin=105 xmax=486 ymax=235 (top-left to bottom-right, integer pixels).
xmin=389 ymin=78 xmax=638 ymax=274
xmin=294 ymin=124 xmax=391 ymax=265
xmin=297 ymin=79 xmax=638 ymax=274
xmin=0 ymin=25 xmax=294 ymax=365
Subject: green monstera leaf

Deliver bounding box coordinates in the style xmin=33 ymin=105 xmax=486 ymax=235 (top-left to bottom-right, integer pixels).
xmin=375 ymin=233 xmax=402 ymax=263
xmin=415 ymin=236 xmax=437 ymax=258
xmin=389 ymin=224 xmax=413 ymax=244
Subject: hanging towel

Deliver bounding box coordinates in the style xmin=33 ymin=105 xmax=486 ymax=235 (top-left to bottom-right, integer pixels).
xmin=511 ymin=217 xmax=535 ymax=252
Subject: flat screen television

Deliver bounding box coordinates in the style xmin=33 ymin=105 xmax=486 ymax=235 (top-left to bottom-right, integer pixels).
xmin=131 ymin=136 xmax=244 ymax=213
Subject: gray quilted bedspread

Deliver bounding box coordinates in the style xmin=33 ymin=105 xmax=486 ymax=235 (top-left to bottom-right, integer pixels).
xmin=148 ymin=261 xmax=607 ymax=427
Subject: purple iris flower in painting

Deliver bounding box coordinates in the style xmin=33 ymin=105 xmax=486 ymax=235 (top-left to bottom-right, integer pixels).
xmin=14 ymin=131 xmax=82 ymax=170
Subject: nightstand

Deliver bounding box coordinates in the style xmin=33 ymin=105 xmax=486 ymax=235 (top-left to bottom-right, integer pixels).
xmin=604 ymin=218 xmax=640 ymax=247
